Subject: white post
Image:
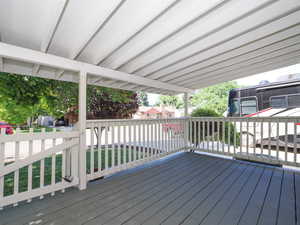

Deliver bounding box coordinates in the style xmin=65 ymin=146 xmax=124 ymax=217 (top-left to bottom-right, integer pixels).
xmin=78 ymin=70 xmax=87 ymax=190
xmin=183 ymin=93 xmax=189 ymax=150
xmin=184 ymin=93 xmax=189 ymax=117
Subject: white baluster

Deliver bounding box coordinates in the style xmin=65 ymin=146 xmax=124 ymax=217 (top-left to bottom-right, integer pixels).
xmin=51 ymin=128 xmax=56 ymax=196
xmin=27 ymin=128 xmax=34 ymax=203
xmin=0 ymin=128 xmax=6 ymax=209
xmin=40 ymin=128 xmax=45 ymax=199
xmin=13 ymin=128 xmax=20 ymax=206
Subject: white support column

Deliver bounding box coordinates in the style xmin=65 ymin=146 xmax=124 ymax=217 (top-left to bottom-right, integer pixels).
xmin=184 ymin=93 xmax=189 ymax=117
xmin=183 ymin=93 xmax=190 ymax=151
xmin=78 ymin=70 xmax=87 ymax=190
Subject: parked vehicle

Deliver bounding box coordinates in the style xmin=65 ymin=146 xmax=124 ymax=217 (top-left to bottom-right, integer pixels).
xmin=0 ymin=121 xmax=14 ymax=134
xmin=227 ymin=77 xmax=300 ymax=150
xmin=55 ymin=118 xmax=68 ymax=127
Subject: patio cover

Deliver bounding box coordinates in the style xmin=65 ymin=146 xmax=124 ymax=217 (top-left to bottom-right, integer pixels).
xmin=0 ymin=0 xmax=300 ymax=94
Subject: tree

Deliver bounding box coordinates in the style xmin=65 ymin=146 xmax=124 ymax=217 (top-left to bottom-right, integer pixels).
xmin=137 ymin=92 xmax=149 ymax=106
xmin=0 ymin=73 xmax=53 ymax=125
xmin=87 ymin=86 xmax=138 ymax=119
xmin=191 ymin=81 xmax=240 ymax=115
xmin=0 ymin=73 xmax=139 ymax=125
xmin=156 ymin=95 xmax=183 ymax=109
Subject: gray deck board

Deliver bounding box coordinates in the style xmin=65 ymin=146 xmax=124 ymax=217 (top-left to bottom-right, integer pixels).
xmin=160 ymin=162 xmax=237 ymax=225
xmin=277 ymin=171 xmax=296 ymax=225
xmin=95 ymin=157 xmax=219 ymax=225
xmin=199 ymin=162 xmax=256 ymax=225
xmin=2 ymin=153 xmax=191 ymax=225
xmin=295 ymin=173 xmax=300 ymax=225
xmin=179 ymin=163 xmax=251 ymax=225
xmin=50 ymin=155 xmax=214 ymax=225
xmin=237 ymin=168 xmax=273 ymax=225
xmin=257 ymin=169 xmax=283 ymax=225
xmin=217 ymin=166 xmax=265 ymax=225
xmin=0 ymin=152 xmax=299 ymax=225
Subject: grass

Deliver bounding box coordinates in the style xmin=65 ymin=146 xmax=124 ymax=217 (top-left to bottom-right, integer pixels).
xmin=4 ymin=148 xmax=150 ymax=197
xmin=19 ymin=127 xmax=56 ymax=133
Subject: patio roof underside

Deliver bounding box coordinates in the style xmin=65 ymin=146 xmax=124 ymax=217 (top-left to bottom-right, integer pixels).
xmin=0 ymin=0 xmax=300 ymax=95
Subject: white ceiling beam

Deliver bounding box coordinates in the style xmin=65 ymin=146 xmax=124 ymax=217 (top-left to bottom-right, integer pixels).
xmin=102 ymin=80 xmax=120 ymax=86
xmin=92 ymin=80 xmax=134 ymax=91
xmin=55 ymin=69 xmax=65 ymax=79
xmin=93 ymin=77 xmax=105 ymax=84
xmin=95 ymin=79 xmax=128 ymax=88
xmin=0 ymin=43 xmax=192 ymax=93
xmin=162 ymin=28 xmax=300 ymax=83
xmin=96 ymin=0 xmax=183 ymax=65
xmin=51 ymin=0 xmax=126 ymax=83
xmin=32 ymin=64 xmax=40 ymax=75
xmin=33 ymin=0 xmax=69 ymax=76
xmin=2 ymin=62 xmax=140 ymax=93
xmin=121 ymin=84 xmax=139 ymax=90
xmin=114 ymin=0 xmax=230 ymax=71
xmin=71 ymin=0 xmax=126 ymax=60
xmin=42 ymin=0 xmax=69 ymax=53
xmin=175 ymin=41 xmax=300 ymax=85
xmin=129 ymin=0 xmax=278 ymax=76
xmin=141 ymin=2 xmax=300 ymax=79
xmin=119 ymin=83 xmax=139 ymax=90
xmin=182 ymin=48 xmax=300 ymax=86
xmin=142 ymin=87 xmax=158 ymax=93
xmin=188 ymin=53 xmax=300 ymax=89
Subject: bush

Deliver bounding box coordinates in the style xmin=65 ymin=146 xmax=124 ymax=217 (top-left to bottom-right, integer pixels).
xmin=191 ymin=108 xmax=220 ymax=117
xmin=189 ymin=108 xmax=240 ymax=147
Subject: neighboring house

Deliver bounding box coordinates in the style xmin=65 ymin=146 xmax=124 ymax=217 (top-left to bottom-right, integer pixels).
xmin=134 ymin=106 xmax=175 ymax=119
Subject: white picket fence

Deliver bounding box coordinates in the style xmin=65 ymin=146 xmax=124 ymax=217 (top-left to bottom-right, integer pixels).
xmin=188 ymin=117 xmax=300 ymax=167
xmin=86 ymin=118 xmax=187 ymax=181
xmin=0 ymin=128 xmax=79 ymax=209
xmin=1 ymin=116 xmax=300 ymax=208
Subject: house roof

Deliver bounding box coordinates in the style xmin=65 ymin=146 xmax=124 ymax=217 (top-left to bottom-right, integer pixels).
xmin=0 ymin=0 xmax=300 ymax=94
xmin=145 ymin=108 xmax=161 ymax=114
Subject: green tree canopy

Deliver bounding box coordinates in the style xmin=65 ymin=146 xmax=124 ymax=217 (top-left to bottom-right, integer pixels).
xmin=0 ymin=73 xmax=138 ymax=125
xmin=156 ymin=95 xmax=183 ymax=109
xmin=137 ymin=92 xmax=149 ymax=106
xmin=191 ymin=81 xmax=240 ymax=115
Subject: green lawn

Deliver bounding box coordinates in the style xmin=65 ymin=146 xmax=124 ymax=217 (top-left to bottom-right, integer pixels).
xmin=16 ymin=127 xmax=55 ymax=133
xmin=4 ymin=148 xmax=150 ymax=196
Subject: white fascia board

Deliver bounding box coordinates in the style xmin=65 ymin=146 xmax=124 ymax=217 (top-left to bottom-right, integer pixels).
xmin=0 ymin=42 xmax=193 ymax=93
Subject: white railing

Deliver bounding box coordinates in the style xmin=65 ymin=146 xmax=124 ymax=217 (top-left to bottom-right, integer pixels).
xmin=188 ymin=117 xmax=300 ymax=167
xmin=1 ymin=116 xmax=300 ymax=209
xmin=0 ymin=128 xmax=79 ymax=209
xmin=86 ymin=118 xmax=187 ymax=181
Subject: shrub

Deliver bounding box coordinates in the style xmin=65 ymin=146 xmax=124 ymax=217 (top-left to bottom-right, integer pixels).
xmin=189 ymin=108 xmax=240 ymax=147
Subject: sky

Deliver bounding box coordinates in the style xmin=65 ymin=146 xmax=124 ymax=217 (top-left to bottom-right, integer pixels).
xmin=147 ymin=63 xmax=300 ymax=105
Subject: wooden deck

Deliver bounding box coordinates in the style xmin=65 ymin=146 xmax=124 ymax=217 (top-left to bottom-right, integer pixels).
xmin=0 ymin=152 xmax=299 ymax=225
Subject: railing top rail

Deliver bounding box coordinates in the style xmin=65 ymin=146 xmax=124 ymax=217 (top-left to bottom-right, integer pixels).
xmin=87 ymin=117 xmax=187 ymax=123
xmin=190 ymin=116 xmax=300 ymax=121
xmin=0 ymin=130 xmax=79 ymax=142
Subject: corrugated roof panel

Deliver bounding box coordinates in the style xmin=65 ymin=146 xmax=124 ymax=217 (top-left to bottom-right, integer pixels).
xmin=0 ymin=0 xmax=299 ymax=93
xmin=48 ymin=0 xmax=123 ymax=59
xmin=0 ymin=0 xmax=59 ymax=50
xmin=136 ymin=0 xmax=300 ymax=79
xmin=77 ymin=0 xmax=177 ymax=65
